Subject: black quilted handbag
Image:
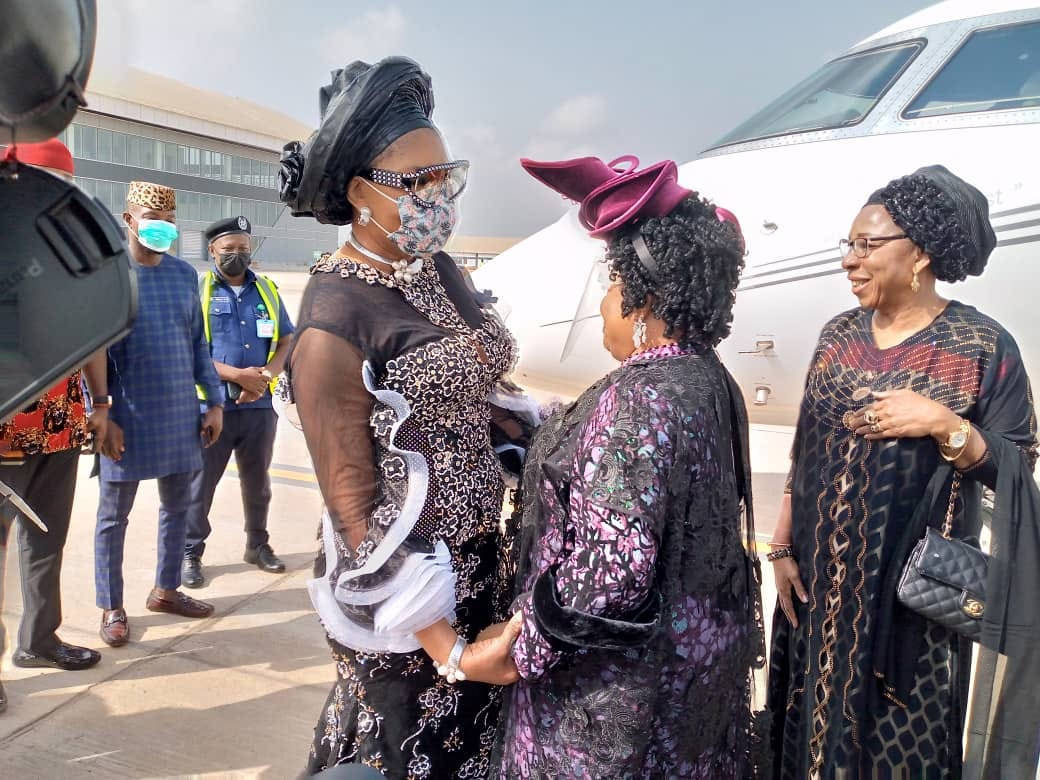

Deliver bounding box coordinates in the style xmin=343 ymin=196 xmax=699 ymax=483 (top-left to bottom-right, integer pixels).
xmin=897 ymin=474 xmax=989 ymax=641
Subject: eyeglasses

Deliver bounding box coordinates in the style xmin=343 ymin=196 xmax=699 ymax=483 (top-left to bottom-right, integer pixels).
xmin=839 ymin=235 xmax=908 ymax=259
xmin=363 ymin=160 xmax=470 ymax=208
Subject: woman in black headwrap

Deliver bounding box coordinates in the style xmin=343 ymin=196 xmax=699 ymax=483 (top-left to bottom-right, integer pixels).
xmin=279 ymin=57 xmax=527 ymax=778
xmin=767 ymin=165 xmax=1040 ymax=778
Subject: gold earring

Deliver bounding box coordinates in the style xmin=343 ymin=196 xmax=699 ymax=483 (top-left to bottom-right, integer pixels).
xmin=910 ymin=269 xmax=920 ymax=293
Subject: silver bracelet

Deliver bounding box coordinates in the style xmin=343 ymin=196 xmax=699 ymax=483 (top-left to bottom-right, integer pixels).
xmin=436 ymin=636 xmax=468 ymax=684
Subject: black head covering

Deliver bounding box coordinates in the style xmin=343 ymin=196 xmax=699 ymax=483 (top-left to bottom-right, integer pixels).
xmin=865 ymin=164 xmax=996 ymax=283
xmin=204 ymin=215 xmax=251 ymax=244
xmin=278 ymin=56 xmax=435 ymax=225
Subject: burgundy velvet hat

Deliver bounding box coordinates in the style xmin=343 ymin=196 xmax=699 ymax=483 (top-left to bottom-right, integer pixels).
xmin=521 ymin=155 xmax=694 ymax=239
xmin=522 ymin=153 xmax=746 ymax=258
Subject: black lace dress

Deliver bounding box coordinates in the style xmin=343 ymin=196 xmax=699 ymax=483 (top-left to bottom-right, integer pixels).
xmin=496 ymin=347 xmax=766 ymax=779
xmin=288 ymin=252 xmax=515 ymax=779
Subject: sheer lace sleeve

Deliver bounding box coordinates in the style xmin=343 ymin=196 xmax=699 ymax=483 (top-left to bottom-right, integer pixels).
xmin=291 ymin=328 xmax=378 ymax=544
xmin=513 ymin=382 xmax=676 ymax=678
xmin=290 ymin=313 xmax=457 ymax=654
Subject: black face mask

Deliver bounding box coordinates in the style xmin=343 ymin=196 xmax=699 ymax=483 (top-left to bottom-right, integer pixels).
xmin=217 ymin=251 xmax=251 ymax=277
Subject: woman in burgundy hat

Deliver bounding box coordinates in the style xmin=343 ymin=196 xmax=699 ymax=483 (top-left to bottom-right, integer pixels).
xmin=491 ymin=156 xmax=767 ymax=778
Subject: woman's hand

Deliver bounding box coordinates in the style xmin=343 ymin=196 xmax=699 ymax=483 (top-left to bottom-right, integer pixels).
xmin=475 ymin=619 xmax=510 ymax=643
xmin=847 ymin=389 xmax=960 ymax=441
xmin=460 ymin=613 xmax=523 ymax=686
xmin=773 ymin=556 xmax=808 ymax=629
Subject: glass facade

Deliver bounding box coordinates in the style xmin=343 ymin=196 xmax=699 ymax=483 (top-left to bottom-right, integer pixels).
xmin=59 ymin=123 xmax=280 ymax=189
xmin=52 ymin=115 xmax=337 ymax=268
xmin=74 ymin=177 xmax=284 ymax=227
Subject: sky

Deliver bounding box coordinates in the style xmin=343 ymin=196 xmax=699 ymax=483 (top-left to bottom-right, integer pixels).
xmin=93 ymin=0 xmax=935 ymax=237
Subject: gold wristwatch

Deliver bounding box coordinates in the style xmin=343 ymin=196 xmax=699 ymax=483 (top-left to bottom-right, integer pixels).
xmin=939 ymin=418 xmax=971 ymax=461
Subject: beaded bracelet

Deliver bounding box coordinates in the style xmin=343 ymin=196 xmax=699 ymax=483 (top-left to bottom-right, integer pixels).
xmin=767 ymin=547 xmax=795 ymax=562
xmin=436 ymin=636 xmax=467 ymax=684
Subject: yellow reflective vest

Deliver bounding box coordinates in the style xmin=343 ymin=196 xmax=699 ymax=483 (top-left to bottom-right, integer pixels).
xmin=196 ymin=270 xmax=282 ymax=401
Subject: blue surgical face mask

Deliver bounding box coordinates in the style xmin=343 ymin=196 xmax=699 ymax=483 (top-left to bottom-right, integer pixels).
xmin=133 ymin=218 xmax=179 ymax=253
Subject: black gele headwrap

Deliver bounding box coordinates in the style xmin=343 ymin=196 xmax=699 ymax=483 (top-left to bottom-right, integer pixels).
xmin=279 ymin=56 xmax=435 ymax=226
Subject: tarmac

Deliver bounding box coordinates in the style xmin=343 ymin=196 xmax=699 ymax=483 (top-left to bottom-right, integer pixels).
xmin=0 ymin=271 xmax=789 ymax=779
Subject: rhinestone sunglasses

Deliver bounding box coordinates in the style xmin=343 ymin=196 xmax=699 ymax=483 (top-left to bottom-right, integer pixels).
xmin=363 ymin=160 xmax=470 ymax=208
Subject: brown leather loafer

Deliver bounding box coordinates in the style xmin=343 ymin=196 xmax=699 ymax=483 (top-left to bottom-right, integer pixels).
xmin=145 ymin=589 xmax=214 ymax=619
xmin=100 ymin=609 xmax=130 ymax=647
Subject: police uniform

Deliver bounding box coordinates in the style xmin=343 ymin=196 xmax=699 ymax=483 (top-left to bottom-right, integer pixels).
xmin=184 ymin=217 xmax=294 ymax=583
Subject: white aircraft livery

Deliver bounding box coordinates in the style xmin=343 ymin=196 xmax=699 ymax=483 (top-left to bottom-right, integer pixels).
xmin=474 ymin=0 xmax=1040 ymax=425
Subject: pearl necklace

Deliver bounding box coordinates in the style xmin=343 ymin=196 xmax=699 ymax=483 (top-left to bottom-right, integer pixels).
xmin=347 ymin=235 xmax=423 ymax=284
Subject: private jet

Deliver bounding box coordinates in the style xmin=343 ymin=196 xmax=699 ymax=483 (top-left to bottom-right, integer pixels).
xmin=474 ymin=0 xmax=1040 ymax=426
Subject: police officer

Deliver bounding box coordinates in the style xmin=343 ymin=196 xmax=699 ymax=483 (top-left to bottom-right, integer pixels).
xmin=183 ymin=217 xmax=294 ymax=587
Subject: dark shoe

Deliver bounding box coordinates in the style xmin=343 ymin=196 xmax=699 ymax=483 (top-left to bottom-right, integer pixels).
xmin=146 ymin=589 xmax=214 ymax=619
xmin=100 ymin=609 xmax=130 ymax=647
xmin=0 ymin=679 xmax=7 ymax=714
xmin=182 ymin=555 xmax=204 ymax=589
xmin=244 ymin=543 xmax=285 ymax=574
xmin=13 ymin=642 xmax=101 ymax=671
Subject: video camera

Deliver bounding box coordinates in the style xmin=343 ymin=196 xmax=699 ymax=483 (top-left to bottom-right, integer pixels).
xmin=1 ymin=0 xmax=136 ymax=422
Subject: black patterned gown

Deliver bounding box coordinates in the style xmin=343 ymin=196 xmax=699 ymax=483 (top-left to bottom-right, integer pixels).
xmin=767 ymin=302 xmax=1038 ymax=779
xmin=287 ymin=252 xmax=516 ymax=779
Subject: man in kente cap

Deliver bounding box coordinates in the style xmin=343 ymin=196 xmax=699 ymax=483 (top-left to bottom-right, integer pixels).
xmin=94 ymin=181 xmax=224 ymax=648
xmin=183 ymin=216 xmax=294 ymax=588
xmin=0 ymin=140 xmax=110 ymax=714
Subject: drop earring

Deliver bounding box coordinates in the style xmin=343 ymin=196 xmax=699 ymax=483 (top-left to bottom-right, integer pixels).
xmin=357 ymin=207 xmax=372 ymax=226
xmin=910 ymin=268 xmax=920 ymax=293
xmin=632 ymin=315 xmax=648 ymax=350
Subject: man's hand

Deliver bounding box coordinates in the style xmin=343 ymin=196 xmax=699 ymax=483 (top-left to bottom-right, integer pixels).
xmin=236 ymin=388 xmax=263 ymax=405
xmin=86 ymin=408 xmax=109 ymax=454
xmin=101 ymin=421 xmax=125 ymax=461
xmin=201 ymin=406 xmax=224 ymax=447
xmin=236 ymin=367 xmax=270 ymax=397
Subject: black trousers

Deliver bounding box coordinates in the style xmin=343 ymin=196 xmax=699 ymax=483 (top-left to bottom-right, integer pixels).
xmin=185 ymin=407 xmax=277 ymax=559
xmin=0 ymin=448 xmax=79 ymax=654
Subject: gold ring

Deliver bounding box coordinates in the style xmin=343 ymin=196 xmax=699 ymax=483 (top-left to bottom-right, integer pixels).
xmin=870 ymin=422 xmax=882 ymax=434
xmin=864 ymin=409 xmax=879 ymax=426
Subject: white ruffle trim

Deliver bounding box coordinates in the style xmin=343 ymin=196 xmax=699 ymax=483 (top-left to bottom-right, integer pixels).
xmin=305 ymin=360 xmax=456 ymax=654
xmin=307 ymin=512 xmax=456 ymax=654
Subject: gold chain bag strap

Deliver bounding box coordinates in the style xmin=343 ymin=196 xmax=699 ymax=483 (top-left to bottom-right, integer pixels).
xmin=896 ymin=473 xmax=989 ymax=641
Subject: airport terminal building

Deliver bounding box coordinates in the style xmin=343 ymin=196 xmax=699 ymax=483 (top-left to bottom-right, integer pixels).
xmin=41 ymin=67 xmax=516 ymax=271
xmin=59 ymin=67 xmax=338 ymax=268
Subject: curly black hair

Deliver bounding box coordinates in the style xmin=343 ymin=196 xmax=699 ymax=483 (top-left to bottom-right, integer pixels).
xmin=606 ymin=195 xmax=745 ymax=348
xmin=871 ymin=174 xmax=978 ymax=283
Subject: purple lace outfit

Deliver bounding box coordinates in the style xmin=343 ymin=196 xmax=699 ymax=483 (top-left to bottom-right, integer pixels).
xmin=496 ymin=346 xmax=766 ymax=779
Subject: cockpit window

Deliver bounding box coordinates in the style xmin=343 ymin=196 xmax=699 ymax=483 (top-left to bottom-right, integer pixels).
xmin=710 ymin=42 xmax=922 ymax=149
xmin=904 ymin=21 xmax=1040 ymax=119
